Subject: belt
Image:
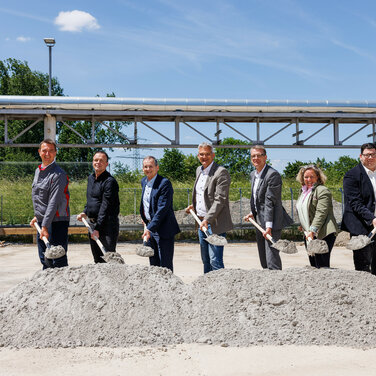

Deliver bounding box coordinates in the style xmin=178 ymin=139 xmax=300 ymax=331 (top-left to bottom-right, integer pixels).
xmin=198 ymin=216 xmax=205 ymax=221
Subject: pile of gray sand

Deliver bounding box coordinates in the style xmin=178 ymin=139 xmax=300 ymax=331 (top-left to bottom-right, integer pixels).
xmin=1 ymin=265 xmax=376 ymax=349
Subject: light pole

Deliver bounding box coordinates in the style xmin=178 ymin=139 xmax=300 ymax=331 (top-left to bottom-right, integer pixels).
xmin=43 ymin=38 xmax=55 ymax=96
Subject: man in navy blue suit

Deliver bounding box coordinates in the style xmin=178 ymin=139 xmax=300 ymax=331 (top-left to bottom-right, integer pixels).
xmin=342 ymin=143 xmax=376 ymax=274
xmin=140 ymin=156 xmax=180 ymax=272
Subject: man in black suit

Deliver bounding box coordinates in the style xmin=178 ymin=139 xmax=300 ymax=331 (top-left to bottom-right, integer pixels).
xmin=140 ymin=156 xmax=180 ymax=272
xmin=342 ymin=143 xmax=376 ymax=274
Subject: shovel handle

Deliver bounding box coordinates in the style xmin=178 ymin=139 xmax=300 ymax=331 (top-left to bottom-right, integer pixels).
xmin=368 ymin=227 xmax=376 ymax=239
xmin=82 ymin=217 xmax=107 ymax=253
xmin=246 ymin=216 xmax=275 ymax=244
xmin=304 ymin=231 xmax=313 ymax=243
xmin=142 ymin=224 xmax=150 ymax=243
xmin=189 ymin=209 xmax=210 ymax=236
xmin=33 ymin=222 xmax=50 ymax=248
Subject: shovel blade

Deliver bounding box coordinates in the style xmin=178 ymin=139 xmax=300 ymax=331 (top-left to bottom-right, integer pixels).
xmin=101 ymin=252 xmax=125 ymax=264
xmin=307 ymin=239 xmax=329 ymax=254
xmin=45 ymin=245 xmax=66 ymax=259
xmin=272 ymin=239 xmax=298 ymax=254
xmin=136 ymin=244 xmax=154 ymax=257
xmin=204 ymin=234 xmax=228 ymax=246
xmin=346 ymin=235 xmax=373 ymax=251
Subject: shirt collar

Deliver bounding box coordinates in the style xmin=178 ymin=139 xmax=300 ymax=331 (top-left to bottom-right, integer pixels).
xmin=302 ymin=185 xmax=314 ymax=194
xmin=146 ymin=174 xmax=158 ymax=187
xmin=39 ymin=160 xmax=56 ymax=170
xmin=201 ymin=161 xmax=214 ymax=175
xmin=255 ymin=164 xmax=267 ymax=178
xmin=363 ymin=165 xmax=376 ymax=175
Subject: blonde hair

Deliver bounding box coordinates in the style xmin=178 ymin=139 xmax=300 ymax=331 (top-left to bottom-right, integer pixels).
xmin=296 ymin=164 xmax=327 ymax=186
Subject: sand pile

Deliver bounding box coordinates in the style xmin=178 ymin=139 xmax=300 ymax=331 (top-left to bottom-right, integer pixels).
xmin=1 ymin=265 xmax=376 ymax=349
xmin=0 ymin=265 xmax=186 ymax=348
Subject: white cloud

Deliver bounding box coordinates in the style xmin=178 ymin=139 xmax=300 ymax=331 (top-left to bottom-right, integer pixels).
xmin=16 ymin=36 xmax=31 ymax=42
xmin=54 ymin=10 xmax=100 ymax=32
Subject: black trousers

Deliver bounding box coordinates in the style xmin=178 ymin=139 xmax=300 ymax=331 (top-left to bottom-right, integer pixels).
xmin=37 ymin=221 xmax=69 ymax=269
xmin=89 ymin=219 xmax=119 ymax=263
xmin=350 ymin=233 xmax=376 ymax=275
xmin=306 ymin=232 xmax=336 ymax=268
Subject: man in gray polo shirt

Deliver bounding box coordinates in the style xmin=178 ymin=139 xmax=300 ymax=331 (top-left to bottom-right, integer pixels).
xmin=30 ymin=139 xmax=70 ymax=269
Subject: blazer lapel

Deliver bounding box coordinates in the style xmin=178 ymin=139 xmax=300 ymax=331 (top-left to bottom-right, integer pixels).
xmin=204 ymin=162 xmax=218 ymax=191
xmin=256 ymin=164 xmax=269 ymax=197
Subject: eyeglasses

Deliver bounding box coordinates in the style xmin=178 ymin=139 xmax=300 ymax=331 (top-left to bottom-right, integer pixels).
xmin=251 ymin=154 xmax=266 ymax=159
xmin=362 ymin=153 xmax=376 ymax=158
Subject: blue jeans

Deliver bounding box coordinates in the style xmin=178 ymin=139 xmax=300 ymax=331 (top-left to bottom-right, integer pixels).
xmin=198 ymin=224 xmax=225 ymax=273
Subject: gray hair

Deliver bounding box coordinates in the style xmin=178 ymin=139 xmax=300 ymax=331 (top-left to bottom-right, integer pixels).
xmin=250 ymin=145 xmax=266 ymax=154
xmin=198 ymin=142 xmax=214 ymax=153
xmin=143 ymin=156 xmax=158 ymax=166
xmin=296 ymin=164 xmax=327 ymax=185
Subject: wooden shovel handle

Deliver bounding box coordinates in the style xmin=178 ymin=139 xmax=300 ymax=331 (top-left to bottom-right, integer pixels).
xmin=246 ymin=216 xmax=274 ymax=243
xmin=189 ymin=209 xmax=210 ymax=236
xmin=82 ymin=217 xmax=107 ymax=253
xmin=33 ymin=222 xmax=50 ymax=247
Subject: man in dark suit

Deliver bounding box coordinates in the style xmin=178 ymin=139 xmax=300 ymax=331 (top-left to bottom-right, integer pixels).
xmin=342 ymin=143 xmax=376 ymax=274
xmin=244 ymin=145 xmax=293 ymax=270
xmin=140 ymin=156 xmax=180 ymax=272
xmin=186 ymin=142 xmax=233 ymax=273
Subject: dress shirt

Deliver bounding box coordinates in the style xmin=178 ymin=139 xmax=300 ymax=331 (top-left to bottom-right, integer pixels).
xmin=195 ymin=161 xmax=214 ymax=217
xmin=363 ymin=164 xmax=376 ymax=216
xmin=143 ymin=174 xmax=157 ymax=221
xmin=252 ymin=165 xmax=273 ymax=228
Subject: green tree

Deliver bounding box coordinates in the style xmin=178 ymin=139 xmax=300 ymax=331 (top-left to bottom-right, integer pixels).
xmin=0 ymin=58 xmax=64 ymax=161
xmin=112 ymin=161 xmax=141 ymax=183
xmin=183 ymin=153 xmax=200 ymax=178
xmin=325 ymin=155 xmax=358 ymax=182
xmin=283 ymin=160 xmax=306 ymax=178
xmin=214 ymin=137 xmax=253 ymax=178
xmin=158 ymin=148 xmax=186 ymax=181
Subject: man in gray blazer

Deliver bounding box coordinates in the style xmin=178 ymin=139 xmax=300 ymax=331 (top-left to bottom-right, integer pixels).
xmin=244 ymin=145 xmax=293 ymax=270
xmin=186 ymin=142 xmax=233 ymax=273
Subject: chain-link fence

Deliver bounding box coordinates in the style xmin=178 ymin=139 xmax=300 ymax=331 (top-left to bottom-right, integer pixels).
xmin=0 ymin=187 xmax=344 ymax=226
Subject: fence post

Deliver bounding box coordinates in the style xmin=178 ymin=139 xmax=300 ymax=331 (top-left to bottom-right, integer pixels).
xmin=187 ymin=188 xmax=190 ymax=206
xmin=239 ymin=188 xmax=242 ymax=226
xmin=289 ymin=188 xmax=294 ymax=222
xmin=1 ymin=195 xmax=2 ymax=226
xmin=134 ymin=188 xmax=137 ymax=219
xmin=339 ymin=188 xmax=344 ymax=215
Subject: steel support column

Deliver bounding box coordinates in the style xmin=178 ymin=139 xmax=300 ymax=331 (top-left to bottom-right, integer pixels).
xmin=44 ymin=115 xmax=56 ymax=141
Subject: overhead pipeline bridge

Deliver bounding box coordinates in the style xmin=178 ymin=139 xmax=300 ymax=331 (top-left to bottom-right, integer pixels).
xmin=1 ymin=96 xmax=376 ymax=149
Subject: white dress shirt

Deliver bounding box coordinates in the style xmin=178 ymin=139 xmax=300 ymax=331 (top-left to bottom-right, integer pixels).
xmin=195 ymin=161 xmax=214 ymax=217
xmin=143 ymin=174 xmax=157 ymax=221
xmin=363 ymin=165 xmax=376 ymax=216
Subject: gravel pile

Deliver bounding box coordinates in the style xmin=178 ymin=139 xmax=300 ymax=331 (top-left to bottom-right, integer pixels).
xmin=1 ymin=265 xmax=375 ymax=349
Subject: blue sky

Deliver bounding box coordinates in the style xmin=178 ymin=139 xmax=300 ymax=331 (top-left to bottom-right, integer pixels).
xmin=1 ymin=0 xmax=376 ymax=170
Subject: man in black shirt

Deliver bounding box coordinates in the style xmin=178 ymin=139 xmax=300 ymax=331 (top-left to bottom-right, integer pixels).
xmin=77 ymin=151 xmax=120 ymax=263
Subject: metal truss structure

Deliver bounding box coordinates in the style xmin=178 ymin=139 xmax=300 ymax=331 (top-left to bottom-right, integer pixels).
xmin=1 ymin=96 xmax=376 ymax=149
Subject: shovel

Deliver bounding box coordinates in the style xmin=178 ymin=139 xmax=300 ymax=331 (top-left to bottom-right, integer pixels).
xmin=346 ymin=227 xmax=376 ymax=251
xmin=189 ymin=209 xmax=227 ymax=246
xmin=246 ymin=216 xmax=297 ymax=254
xmin=33 ymin=222 xmax=66 ymax=263
xmin=82 ymin=217 xmax=125 ymax=264
xmin=135 ymin=224 xmax=154 ymax=257
xmin=304 ymin=231 xmax=329 ymax=255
